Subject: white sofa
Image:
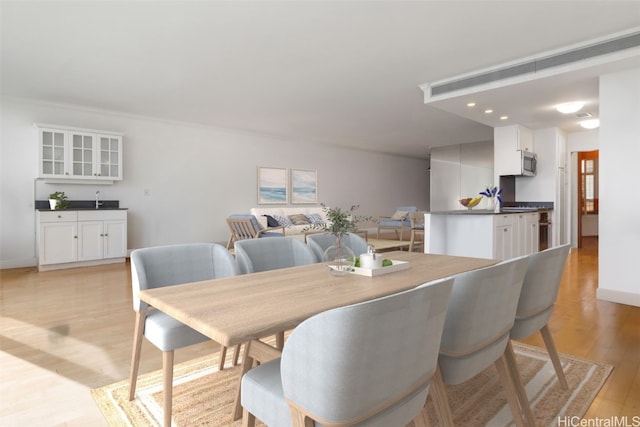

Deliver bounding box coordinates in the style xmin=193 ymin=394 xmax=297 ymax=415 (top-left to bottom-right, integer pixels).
xmin=250 ymin=206 xmax=328 ymax=239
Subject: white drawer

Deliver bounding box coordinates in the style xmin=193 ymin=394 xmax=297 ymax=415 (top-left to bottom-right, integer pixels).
xmin=77 ymin=210 xmax=127 ymax=221
xmin=38 ymin=211 xmax=78 ymax=222
xmin=494 ymin=214 xmax=514 ymax=227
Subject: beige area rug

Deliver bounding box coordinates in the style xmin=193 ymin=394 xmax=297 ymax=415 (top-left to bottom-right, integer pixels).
xmin=92 ymin=343 xmax=612 ymax=427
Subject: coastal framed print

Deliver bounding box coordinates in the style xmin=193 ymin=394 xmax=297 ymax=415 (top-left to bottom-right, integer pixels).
xmin=291 ymin=169 xmax=317 ymax=204
xmin=257 ymin=167 xmax=288 ymax=204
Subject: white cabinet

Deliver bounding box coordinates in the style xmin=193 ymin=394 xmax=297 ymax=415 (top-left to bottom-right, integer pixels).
xmin=38 ymin=211 xmax=78 ymax=265
xmin=494 ymin=125 xmax=533 ymax=176
xmin=37 ymin=210 xmax=127 ymax=271
xmin=514 ymin=212 xmax=539 ymax=257
xmin=37 ymin=124 xmax=123 ymax=181
xmin=77 ymin=211 xmax=127 ymax=261
xmin=494 ymin=214 xmax=514 ymax=260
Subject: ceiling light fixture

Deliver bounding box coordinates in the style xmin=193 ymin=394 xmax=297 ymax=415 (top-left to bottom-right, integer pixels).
xmin=484 ymin=109 xmax=493 ymax=114
xmin=467 ymin=102 xmax=476 ymax=108
xmin=579 ymin=119 xmax=600 ymax=129
xmin=500 ymin=116 xmax=509 ymax=120
xmin=555 ymin=102 xmax=584 ymax=114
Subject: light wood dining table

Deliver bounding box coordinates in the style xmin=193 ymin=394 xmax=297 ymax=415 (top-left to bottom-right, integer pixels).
xmin=138 ymin=250 xmax=497 ymax=421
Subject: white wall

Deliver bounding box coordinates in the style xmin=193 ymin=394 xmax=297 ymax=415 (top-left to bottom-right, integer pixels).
xmin=430 ymin=141 xmax=493 ymax=211
xmin=0 ymin=97 xmax=428 ymax=268
xmin=598 ymin=67 xmax=640 ymax=307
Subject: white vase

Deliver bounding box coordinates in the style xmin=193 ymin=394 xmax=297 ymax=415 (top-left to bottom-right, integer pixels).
xmin=49 ymin=199 xmax=57 ymax=210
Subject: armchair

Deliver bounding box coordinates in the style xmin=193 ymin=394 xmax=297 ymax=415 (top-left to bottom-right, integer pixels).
xmin=377 ymin=206 xmax=417 ymax=240
xmin=226 ymin=214 xmax=285 ymax=249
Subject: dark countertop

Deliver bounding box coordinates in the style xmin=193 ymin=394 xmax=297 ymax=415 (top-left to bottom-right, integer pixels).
xmin=430 ymin=201 xmax=553 ymax=215
xmin=35 ymin=200 xmax=127 ymax=211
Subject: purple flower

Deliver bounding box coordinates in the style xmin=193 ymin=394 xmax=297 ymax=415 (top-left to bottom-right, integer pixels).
xmin=479 ymin=186 xmax=502 ymax=204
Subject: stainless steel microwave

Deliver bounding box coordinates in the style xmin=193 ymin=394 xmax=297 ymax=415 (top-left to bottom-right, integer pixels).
xmin=521 ymin=151 xmax=537 ymax=176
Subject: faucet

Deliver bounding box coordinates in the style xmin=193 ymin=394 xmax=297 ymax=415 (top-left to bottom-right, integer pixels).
xmin=95 ymin=190 xmax=102 ymax=209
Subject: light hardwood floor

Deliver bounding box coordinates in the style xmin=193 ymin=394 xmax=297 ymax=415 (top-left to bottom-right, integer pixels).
xmin=0 ymin=237 xmax=638 ymax=425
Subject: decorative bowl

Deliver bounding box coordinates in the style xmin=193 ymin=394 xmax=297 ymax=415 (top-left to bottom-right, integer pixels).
xmin=459 ymin=196 xmax=483 ymax=209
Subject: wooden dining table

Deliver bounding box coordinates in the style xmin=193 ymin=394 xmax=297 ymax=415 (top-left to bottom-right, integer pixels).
xmin=138 ymin=250 xmax=498 ymax=420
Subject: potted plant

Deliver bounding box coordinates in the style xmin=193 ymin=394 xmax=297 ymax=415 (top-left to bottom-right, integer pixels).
xmin=307 ymin=203 xmax=372 ymax=275
xmin=48 ymin=191 xmax=69 ymax=210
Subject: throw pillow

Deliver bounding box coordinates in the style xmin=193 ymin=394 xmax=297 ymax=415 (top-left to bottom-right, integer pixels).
xmin=391 ymin=210 xmax=409 ymax=220
xmin=263 ymin=215 xmax=280 ymax=228
xmin=288 ymin=214 xmax=310 ymax=225
xmin=273 ymin=215 xmax=292 ymax=228
xmin=305 ymin=213 xmax=325 ymax=225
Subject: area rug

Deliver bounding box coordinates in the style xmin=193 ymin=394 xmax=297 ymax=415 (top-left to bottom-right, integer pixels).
xmin=92 ymin=342 xmax=612 ymax=427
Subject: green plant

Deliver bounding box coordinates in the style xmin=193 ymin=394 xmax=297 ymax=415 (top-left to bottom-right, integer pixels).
xmin=49 ymin=191 xmax=69 ymax=209
xmin=306 ymin=202 xmax=372 ymax=237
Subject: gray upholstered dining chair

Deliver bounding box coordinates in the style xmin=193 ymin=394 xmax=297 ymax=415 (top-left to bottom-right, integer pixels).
xmin=128 ymin=243 xmax=240 ymax=427
xmin=234 ymin=236 xmax=316 ymax=274
xmin=240 ymin=277 xmax=455 ymax=427
xmin=306 ymin=232 xmax=369 ymax=263
xmin=505 ymin=244 xmax=572 ymax=423
xmin=234 ymin=237 xmax=317 ymax=350
xmin=430 ymin=256 xmax=530 ymax=427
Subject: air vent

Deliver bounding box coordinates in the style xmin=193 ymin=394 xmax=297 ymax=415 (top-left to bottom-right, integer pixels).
xmin=575 ymin=111 xmax=592 ymax=118
xmin=425 ymin=30 xmax=640 ymax=99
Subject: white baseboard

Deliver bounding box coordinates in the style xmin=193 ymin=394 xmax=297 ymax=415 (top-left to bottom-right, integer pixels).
xmin=0 ymin=257 xmax=37 ymax=269
xmin=596 ymin=287 xmax=640 ymax=307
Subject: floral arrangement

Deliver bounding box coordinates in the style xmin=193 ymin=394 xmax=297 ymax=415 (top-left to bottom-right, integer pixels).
xmin=305 ymin=203 xmax=372 ymax=237
xmin=480 ymin=186 xmax=502 ymax=205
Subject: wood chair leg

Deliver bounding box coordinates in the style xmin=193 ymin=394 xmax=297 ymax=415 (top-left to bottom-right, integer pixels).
xmin=540 ymin=324 xmax=569 ymax=389
xmin=494 ymin=352 xmax=527 ymax=427
xmin=276 ymin=331 xmax=285 ymax=350
xmin=232 ymin=343 xmax=242 ymax=366
xmin=234 ymin=341 xmax=255 ymax=421
xmin=242 ymin=408 xmax=256 ymax=427
xmin=430 ymin=365 xmax=454 ymax=426
xmin=288 ymin=404 xmax=314 ymax=427
xmin=505 ymin=341 xmax=536 ymax=426
xmin=219 ymin=344 xmax=228 ymax=370
xmin=162 ymin=350 xmax=175 ymax=427
xmin=412 ymin=402 xmax=431 ymax=427
xmin=128 ymin=311 xmax=146 ymax=401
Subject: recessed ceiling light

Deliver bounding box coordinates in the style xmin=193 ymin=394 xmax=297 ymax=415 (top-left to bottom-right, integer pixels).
xmin=556 ymin=102 xmax=584 ymax=114
xmin=500 ymin=116 xmax=509 ymax=120
xmin=484 ymin=109 xmax=493 ymax=114
xmin=579 ymin=119 xmax=600 ymax=129
xmin=467 ymin=102 xmax=476 ymax=108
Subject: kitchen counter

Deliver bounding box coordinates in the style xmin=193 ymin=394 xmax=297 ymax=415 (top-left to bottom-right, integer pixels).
xmin=35 ymin=200 xmax=127 ymax=211
xmin=431 ymin=207 xmax=551 ymax=215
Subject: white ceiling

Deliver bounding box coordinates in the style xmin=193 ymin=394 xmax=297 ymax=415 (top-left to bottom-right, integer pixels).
xmin=2 ymin=1 xmax=640 ymax=159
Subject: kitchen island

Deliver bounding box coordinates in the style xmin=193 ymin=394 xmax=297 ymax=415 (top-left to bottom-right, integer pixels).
xmin=425 ymin=208 xmax=546 ymax=260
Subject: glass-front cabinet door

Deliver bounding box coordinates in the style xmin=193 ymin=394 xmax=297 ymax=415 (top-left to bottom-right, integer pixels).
xmin=70 ymin=132 xmax=95 ymax=178
xmin=98 ymin=135 xmax=122 ymax=179
xmin=40 ymin=128 xmax=67 ymax=176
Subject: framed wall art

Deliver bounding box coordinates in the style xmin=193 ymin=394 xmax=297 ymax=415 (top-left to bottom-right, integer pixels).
xmin=257 ymin=167 xmax=288 ymax=204
xmin=291 ymin=169 xmax=317 ymax=204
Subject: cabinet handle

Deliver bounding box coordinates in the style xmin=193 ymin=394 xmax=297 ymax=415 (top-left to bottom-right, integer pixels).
xmin=104 ymin=233 xmax=108 ymax=237
xmin=74 ymin=236 xmax=77 ymax=239
xmin=58 ymin=215 xmax=62 ymax=218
